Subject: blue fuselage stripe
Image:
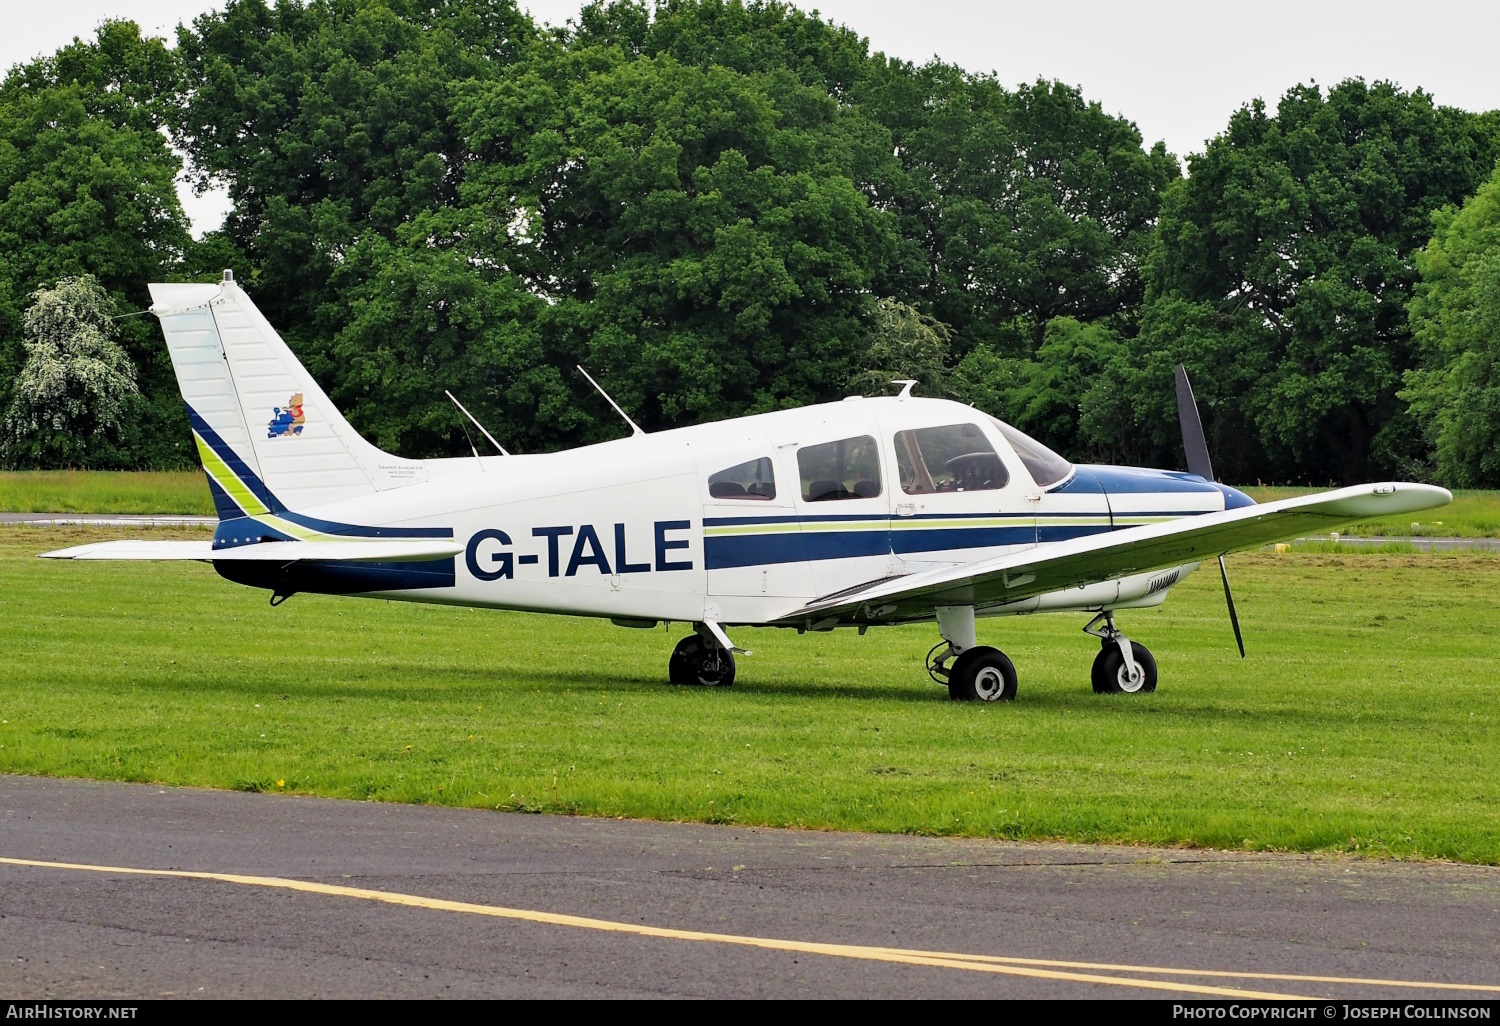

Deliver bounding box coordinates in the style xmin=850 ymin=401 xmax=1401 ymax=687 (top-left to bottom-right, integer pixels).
xmin=701 ymin=510 xmax=1213 ymax=570
xmin=276 ymin=509 xmax=454 ymax=539
xmin=891 ymin=526 xmax=1039 ymax=553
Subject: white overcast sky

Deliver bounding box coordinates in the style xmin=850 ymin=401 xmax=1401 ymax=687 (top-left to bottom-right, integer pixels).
xmin=5 ymin=0 xmax=1498 ymax=237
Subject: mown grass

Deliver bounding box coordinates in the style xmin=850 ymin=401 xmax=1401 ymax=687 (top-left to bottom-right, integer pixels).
xmin=3 ymin=526 xmax=1498 ymax=862
xmin=0 ymin=471 xmax=213 ymax=515
xmin=1241 ymin=485 xmax=1500 ymax=538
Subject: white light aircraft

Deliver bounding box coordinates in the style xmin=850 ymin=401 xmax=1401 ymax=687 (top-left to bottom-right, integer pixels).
xmin=44 ymin=273 xmax=1452 ymax=701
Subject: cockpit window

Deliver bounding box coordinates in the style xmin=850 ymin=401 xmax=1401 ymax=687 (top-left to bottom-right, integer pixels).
xmin=708 ymin=457 xmax=776 ymax=500
xmin=988 ymin=417 xmax=1074 ymax=488
xmin=797 ymin=435 xmax=882 ymax=501
xmin=895 ymin=423 xmax=1009 ymax=494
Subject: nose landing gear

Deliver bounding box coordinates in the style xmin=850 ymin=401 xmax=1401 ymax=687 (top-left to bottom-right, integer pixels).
xmin=1084 ymin=612 xmax=1157 ymax=694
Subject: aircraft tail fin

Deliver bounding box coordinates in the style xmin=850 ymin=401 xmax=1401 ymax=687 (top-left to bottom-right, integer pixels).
xmin=148 ymin=276 xmax=425 ymax=519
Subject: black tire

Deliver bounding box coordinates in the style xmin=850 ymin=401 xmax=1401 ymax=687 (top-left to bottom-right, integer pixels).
xmin=1091 ymin=641 xmax=1157 ymax=694
xmin=668 ymin=634 xmax=736 ymax=687
xmin=947 ymin=646 xmax=1017 ymax=702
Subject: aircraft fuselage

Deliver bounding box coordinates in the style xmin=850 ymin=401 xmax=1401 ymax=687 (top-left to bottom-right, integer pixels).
xmin=211 ymin=396 xmax=1244 ymax=628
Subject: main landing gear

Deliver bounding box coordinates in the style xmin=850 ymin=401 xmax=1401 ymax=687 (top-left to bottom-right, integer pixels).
xmin=1084 ymin=612 xmax=1157 ymax=694
xmin=669 ymin=629 xmax=736 ymax=687
xmin=926 ymin=606 xmax=1158 ymax=701
xmin=927 ymin=605 xmax=1017 ymax=702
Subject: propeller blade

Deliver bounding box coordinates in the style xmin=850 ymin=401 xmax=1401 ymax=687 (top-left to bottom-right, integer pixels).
xmin=1174 ymin=364 xmax=1215 ymax=482
xmin=1218 ymin=554 xmax=1245 ymax=658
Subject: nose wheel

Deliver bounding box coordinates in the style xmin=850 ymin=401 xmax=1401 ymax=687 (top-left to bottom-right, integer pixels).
xmin=1091 ymin=640 xmax=1157 ymax=693
xmin=1084 ymin=612 xmax=1157 ymax=694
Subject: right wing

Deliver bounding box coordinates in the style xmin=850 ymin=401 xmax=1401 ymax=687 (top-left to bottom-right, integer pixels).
xmin=778 ymin=482 xmax=1451 ymax=625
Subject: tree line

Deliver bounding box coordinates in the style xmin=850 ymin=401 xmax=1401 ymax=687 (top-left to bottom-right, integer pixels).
xmin=1 ymin=0 xmax=1498 ymax=485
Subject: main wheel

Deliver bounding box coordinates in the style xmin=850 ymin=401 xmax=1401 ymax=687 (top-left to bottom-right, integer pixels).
xmin=668 ymin=634 xmax=736 ymax=687
xmin=947 ymin=646 xmax=1017 ymax=702
xmin=1091 ymin=641 xmax=1157 ymax=694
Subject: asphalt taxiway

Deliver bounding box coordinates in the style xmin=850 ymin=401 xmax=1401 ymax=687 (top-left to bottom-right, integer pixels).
xmin=1 ymin=775 xmax=1497 ymax=999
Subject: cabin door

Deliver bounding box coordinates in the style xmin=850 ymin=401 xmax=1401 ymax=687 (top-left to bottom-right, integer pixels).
xmin=880 ymin=417 xmax=1037 ymax=571
xmin=700 ymin=448 xmax=817 ymax=620
xmin=786 ymin=431 xmax=894 ymax=601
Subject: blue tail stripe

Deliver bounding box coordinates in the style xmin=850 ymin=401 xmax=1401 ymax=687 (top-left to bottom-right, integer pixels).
xmin=213 ymin=517 xmax=299 ymax=549
xmin=276 ymin=509 xmax=453 ymax=539
xmin=184 ymin=401 xmax=450 ymax=540
xmin=185 ymin=403 xmax=283 ymax=513
xmin=203 ymin=476 xmax=242 ymax=522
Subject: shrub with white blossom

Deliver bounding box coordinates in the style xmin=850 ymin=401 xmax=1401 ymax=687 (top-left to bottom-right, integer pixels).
xmin=1 ymin=275 xmax=139 ymax=467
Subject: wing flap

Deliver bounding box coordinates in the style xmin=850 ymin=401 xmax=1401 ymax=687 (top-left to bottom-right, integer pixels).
xmin=783 ymin=482 xmax=1451 ymax=623
xmin=40 ymin=540 xmax=462 ymax=563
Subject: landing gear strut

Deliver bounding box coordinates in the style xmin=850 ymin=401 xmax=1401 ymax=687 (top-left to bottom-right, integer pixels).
xmin=1084 ymin=612 xmax=1157 ymax=694
xmin=927 ymin=605 xmax=1017 ymax=702
xmin=669 ymin=629 xmax=736 ymax=687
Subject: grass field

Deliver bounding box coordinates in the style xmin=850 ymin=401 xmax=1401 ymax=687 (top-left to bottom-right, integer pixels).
xmin=0 ymin=471 xmax=213 ymax=515
xmin=3 ymin=526 xmax=1498 ymax=863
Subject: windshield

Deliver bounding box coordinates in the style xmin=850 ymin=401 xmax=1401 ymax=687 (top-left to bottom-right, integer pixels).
xmin=894 ymin=423 xmax=1008 ymax=494
xmin=988 ymin=417 xmax=1073 ymax=488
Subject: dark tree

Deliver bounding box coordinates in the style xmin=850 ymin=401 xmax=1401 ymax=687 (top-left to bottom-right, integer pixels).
xmin=1135 ymin=79 xmax=1500 ymax=483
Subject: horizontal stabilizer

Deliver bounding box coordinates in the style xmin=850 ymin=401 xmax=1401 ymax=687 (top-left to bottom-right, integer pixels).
xmin=40 ymin=540 xmax=462 ymax=563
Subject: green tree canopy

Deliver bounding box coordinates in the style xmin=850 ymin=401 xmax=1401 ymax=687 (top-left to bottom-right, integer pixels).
xmin=175 ymin=0 xmax=538 ymax=330
xmin=16 ymin=0 xmax=1491 ymax=485
xmin=1402 ymin=165 xmax=1500 ymax=486
xmin=856 ymin=67 xmax=1179 ymax=358
xmin=168 ymin=0 xmax=1181 ymax=458
xmin=0 ymin=20 xmax=194 ymax=468
xmin=459 ymin=45 xmax=900 ymax=440
xmin=1133 ymin=79 xmax=1500 ymax=483
xmin=848 ymin=298 xmax=951 ymax=398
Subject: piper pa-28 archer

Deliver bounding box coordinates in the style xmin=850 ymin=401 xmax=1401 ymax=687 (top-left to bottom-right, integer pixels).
xmin=44 ymin=273 xmax=1452 ymax=701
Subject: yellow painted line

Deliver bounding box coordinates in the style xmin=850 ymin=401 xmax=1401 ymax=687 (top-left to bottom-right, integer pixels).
xmin=880 ymin=949 xmax=1500 ymax=995
xmin=798 ymin=521 xmax=887 ymax=533
xmin=0 ymin=855 xmax=1305 ymax=998
xmin=703 ymin=523 xmax=802 ymax=537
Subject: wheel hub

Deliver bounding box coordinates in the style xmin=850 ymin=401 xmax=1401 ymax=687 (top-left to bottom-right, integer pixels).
xmin=1116 ymin=663 xmax=1146 ymax=693
xmin=973 ymin=666 xmax=1006 ymax=701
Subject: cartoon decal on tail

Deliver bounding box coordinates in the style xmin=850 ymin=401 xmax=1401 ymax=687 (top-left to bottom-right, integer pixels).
xmin=268 ymin=393 xmax=306 ymax=438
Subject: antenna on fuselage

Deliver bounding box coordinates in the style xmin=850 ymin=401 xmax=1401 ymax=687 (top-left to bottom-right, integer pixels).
xmin=891 ymin=379 xmax=918 ymax=399
xmin=444 ymin=390 xmax=511 ymax=456
xmin=576 ymin=365 xmax=645 ymax=437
